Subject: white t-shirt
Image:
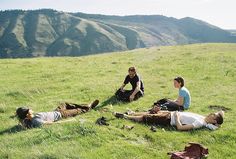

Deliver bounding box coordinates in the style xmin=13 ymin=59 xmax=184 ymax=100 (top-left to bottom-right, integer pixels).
xmin=170 ymin=112 xmax=207 ymax=129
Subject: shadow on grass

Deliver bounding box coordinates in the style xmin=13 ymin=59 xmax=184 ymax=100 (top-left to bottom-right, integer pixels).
xmin=0 ymin=125 xmax=25 ymax=135
xmin=95 ymin=95 xmax=124 ymax=110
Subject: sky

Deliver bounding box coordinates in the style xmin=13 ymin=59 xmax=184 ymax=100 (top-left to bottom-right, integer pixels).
xmin=0 ymin=0 xmax=235 ymax=29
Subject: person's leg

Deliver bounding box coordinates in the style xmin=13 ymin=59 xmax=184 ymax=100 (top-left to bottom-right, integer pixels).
xmin=115 ymin=89 xmax=133 ymax=102
xmin=124 ymin=115 xmax=144 ymax=122
xmin=62 ymin=100 xmax=99 ymax=111
xmin=59 ymin=109 xmax=85 ymax=118
xmin=163 ymin=101 xmax=182 ymax=111
xmin=114 ymin=111 xmax=171 ymax=126
xmin=69 ymin=100 xmax=99 ymax=110
xmin=130 ymin=112 xmax=149 ymax=116
xmin=134 ymin=91 xmax=144 ymax=100
xmin=55 ymin=103 xmax=67 ymax=111
xmin=57 ymin=100 xmax=99 ymax=118
xmin=143 ymin=112 xmax=171 ymax=126
xmin=123 ymin=90 xmax=133 ymax=101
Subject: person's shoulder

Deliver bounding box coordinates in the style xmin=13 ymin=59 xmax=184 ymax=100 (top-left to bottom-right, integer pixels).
xmin=125 ymin=74 xmax=130 ymax=79
xmin=182 ymin=87 xmax=190 ymax=92
xmin=180 ymin=87 xmax=189 ymax=93
xmin=135 ymin=74 xmax=142 ymax=80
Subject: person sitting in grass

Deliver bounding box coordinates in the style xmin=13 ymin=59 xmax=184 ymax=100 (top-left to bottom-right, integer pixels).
xmin=156 ymin=76 xmax=191 ymax=111
xmin=15 ymin=100 xmax=99 ymax=128
xmin=113 ymin=110 xmax=224 ymax=131
xmin=115 ymin=66 xmax=144 ymax=102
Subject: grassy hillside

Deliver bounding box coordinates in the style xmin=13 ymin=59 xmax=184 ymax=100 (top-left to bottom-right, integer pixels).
xmin=0 ymin=43 xmax=236 ymax=159
xmin=1 ymin=9 xmax=236 ymax=58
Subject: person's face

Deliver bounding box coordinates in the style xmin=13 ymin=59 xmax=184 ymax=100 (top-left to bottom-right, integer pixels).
xmin=128 ymin=71 xmax=136 ymax=78
xmin=26 ymin=109 xmax=34 ymax=119
xmin=205 ymin=113 xmax=218 ymax=124
xmin=174 ymin=80 xmax=181 ymax=88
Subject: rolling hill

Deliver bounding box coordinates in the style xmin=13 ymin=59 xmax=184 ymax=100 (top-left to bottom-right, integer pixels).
xmin=0 ymin=9 xmax=236 ymax=58
xmin=0 ymin=43 xmax=236 ymax=158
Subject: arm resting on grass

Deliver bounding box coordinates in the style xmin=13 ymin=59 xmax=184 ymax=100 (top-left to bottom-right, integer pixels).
xmin=43 ymin=119 xmax=76 ymax=125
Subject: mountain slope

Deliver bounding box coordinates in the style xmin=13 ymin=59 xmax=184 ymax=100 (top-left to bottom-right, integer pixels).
xmin=0 ymin=9 xmax=235 ymax=58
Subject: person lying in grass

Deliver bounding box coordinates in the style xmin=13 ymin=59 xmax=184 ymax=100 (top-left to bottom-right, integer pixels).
xmin=115 ymin=66 xmax=144 ymax=102
xmin=16 ymin=100 xmax=99 ymax=128
xmin=155 ymin=76 xmax=191 ymax=111
xmin=113 ymin=110 xmax=224 ymax=131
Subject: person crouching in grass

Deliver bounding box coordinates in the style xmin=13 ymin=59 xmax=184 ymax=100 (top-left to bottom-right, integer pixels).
xmin=115 ymin=67 xmax=144 ymax=102
xmin=15 ymin=100 xmax=99 ymax=128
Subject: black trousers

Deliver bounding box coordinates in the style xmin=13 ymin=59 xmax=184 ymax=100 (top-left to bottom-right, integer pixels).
xmin=115 ymin=89 xmax=144 ymax=102
xmin=155 ymin=98 xmax=184 ymax=111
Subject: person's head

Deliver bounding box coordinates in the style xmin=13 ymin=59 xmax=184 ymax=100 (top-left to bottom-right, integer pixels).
xmin=174 ymin=76 xmax=185 ymax=88
xmin=16 ymin=107 xmax=34 ymax=120
xmin=16 ymin=107 xmax=34 ymax=128
xmin=205 ymin=111 xmax=224 ymax=126
xmin=128 ymin=67 xmax=137 ymax=78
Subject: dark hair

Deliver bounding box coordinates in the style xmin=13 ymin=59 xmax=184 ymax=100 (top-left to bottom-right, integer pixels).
xmin=16 ymin=107 xmax=29 ymax=120
xmin=128 ymin=67 xmax=136 ymax=73
xmin=215 ymin=114 xmax=223 ymax=125
xmin=174 ymin=76 xmax=185 ymax=87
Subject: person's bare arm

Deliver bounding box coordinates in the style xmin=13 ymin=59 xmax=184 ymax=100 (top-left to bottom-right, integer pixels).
xmin=130 ymin=81 xmax=141 ymax=101
xmin=120 ymin=83 xmax=126 ymax=91
xmin=175 ymin=112 xmax=194 ymax=131
xmin=43 ymin=119 xmax=76 ymax=125
xmin=174 ymin=96 xmax=184 ymax=106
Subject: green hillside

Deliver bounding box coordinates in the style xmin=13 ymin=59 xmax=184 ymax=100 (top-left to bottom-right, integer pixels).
xmin=0 ymin=9 xmax=236 ymax=58
xmin=0 ymin=43 xmax=236 ymax=158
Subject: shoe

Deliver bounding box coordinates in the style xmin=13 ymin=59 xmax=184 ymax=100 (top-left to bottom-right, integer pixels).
xmin=96 ymin=116 xmax=109 ymax=126
xmin=150 ymin=126 xmax=157 ymax=132
xmin=90 ymin=99 xmax=99 ymax=109
xmin=122 ymin=125 xmax=134 ymax=130
xmin=125 ymin=110 xmax=135 ymax=115
xmin=113 ymin=112 xmax=125 ymax=118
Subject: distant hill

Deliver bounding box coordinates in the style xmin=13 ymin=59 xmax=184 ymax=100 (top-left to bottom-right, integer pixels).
xmin=0 ymin=9 xmax=235 ymax=58
xmin=228 ymin=30 xmax=236 ymax=36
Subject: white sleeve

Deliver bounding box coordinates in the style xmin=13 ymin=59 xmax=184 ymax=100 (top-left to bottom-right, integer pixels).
xmin=192 ymin=120 xmax=204 ymax=129
xmin=205 ymin=124 xmax=219 ymax=130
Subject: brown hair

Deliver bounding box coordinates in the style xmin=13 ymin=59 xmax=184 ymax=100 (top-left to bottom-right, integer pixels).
xmin=215 ymin=113 xmax=223 ymax=125
xmin=128 ymin=67 xmax=136 ymax=73
xmin=174 ymin=76 xmax=185 ymax=87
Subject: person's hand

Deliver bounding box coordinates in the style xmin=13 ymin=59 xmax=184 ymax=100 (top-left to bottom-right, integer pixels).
xmin=129 ymin=94 xmax=135 ymax=101
xmin=120 ymin=88 xmax=125 ymax=92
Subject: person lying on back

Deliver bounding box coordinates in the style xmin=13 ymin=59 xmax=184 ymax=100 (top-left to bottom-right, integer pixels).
xmin=115 ymin=67 xmax=144 ymax=102
xmin=114 ymin=110 xmax=224 ymax=131
xmin=15 ymin=100 xmax=99 ymax=128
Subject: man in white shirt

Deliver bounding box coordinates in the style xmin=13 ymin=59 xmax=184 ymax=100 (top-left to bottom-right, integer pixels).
xmin=114 ymin=110 xmax=224 ymax=131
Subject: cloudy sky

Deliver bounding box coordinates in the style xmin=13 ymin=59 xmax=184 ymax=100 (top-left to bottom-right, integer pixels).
xmin=0 ymin=0 xmax=235 ymax=29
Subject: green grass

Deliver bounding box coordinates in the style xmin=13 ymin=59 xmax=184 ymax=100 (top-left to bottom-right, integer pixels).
xmin=0 ymin=43 xmax=236 ymax=159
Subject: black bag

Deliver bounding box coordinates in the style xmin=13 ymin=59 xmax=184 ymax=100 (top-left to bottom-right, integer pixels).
xmin=154 ymin=98 xmax=183 ymax=111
